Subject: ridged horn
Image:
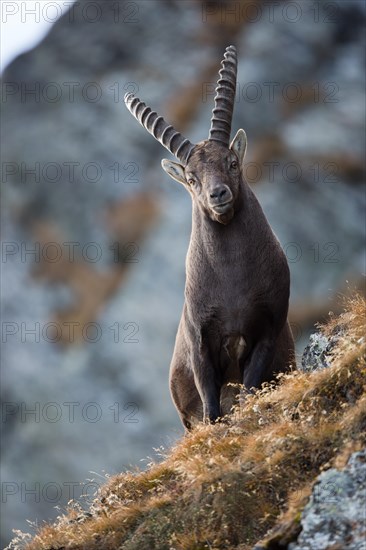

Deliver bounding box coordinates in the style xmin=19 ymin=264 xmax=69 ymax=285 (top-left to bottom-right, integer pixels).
xmin=124 ymin=93 xmax=195 ymax=165
xmin=209 ymin=45 xmax=237 ymax=146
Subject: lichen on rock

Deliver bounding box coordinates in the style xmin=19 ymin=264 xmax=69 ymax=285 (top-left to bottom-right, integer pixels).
xmin=289 ymin=449 xmax=366 ymax=550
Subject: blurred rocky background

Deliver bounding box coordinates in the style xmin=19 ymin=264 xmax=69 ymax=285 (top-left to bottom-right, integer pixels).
xmin=1 ymin=0 xmax=365 ymax=546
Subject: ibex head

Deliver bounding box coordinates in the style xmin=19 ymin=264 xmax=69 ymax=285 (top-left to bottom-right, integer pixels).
xmin=124 ymin=45 xmax=247 ymax=225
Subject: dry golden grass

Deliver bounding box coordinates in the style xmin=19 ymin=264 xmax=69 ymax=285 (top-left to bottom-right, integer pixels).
xmin=10 ymin=294 xmax=366 ymax=550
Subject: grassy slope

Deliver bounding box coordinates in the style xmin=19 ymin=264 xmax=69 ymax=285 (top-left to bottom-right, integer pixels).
xmin=13 ymin=295 xmax=366 ymax=550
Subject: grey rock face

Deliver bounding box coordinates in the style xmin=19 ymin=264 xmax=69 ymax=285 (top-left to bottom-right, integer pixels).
xmin=301 ymin=324 xmax=346 ymax=372
xmin=301 ymin=332 xmax=333 ymax=371
xmin=289 ymin=449 xmax=366 ymax=550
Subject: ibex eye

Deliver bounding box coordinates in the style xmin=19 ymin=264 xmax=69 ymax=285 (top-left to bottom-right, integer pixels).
xmin=188 ymin=178 xmax=195 ymax=185
xmin=230 ymin=161 xmax=238 ymax=169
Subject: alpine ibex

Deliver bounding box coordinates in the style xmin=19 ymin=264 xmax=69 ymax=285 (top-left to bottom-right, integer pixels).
xmin=124 ymin=45 xmax=295 ymax=430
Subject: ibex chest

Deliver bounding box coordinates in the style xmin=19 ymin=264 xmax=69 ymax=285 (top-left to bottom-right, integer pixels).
xmin=184 ymin=247 xmax=289 ymax=344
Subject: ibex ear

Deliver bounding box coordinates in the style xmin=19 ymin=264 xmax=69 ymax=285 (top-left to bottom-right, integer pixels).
xmin=161 ymin=159 xmax=186 ymax=185
xmin=230 ymin=129 xmax=247 ymax=164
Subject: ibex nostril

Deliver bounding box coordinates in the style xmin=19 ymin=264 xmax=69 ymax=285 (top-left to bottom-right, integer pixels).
xmin=210 ymin=187 xmax=227 ymax=200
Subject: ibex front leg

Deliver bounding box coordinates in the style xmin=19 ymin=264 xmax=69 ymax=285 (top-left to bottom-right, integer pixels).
xmin=191 ymin=343 xmax=220 ymax=424
xmin=243 ymin=337 xmax=277 ymax=391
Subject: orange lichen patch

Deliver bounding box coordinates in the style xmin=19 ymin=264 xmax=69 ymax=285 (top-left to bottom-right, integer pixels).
xmin=104 ymin=192 xmax=160 ymax=244
xmin=248 ymin=134 xmax=365 ymax=188
xmin=165 ymin=60 xmax=223 ymax=132
xmin=31 ymin=193 xmax=159 ymax=345
xmin=165 ymin=1 xmax=269 ymax=132
xmin=246 ymin=134 xmax=287 ymax=175
xmin=196 ymin=0 xmax=265 ymax=44
xmin=280 ymin=82 xmax=331 ymax=118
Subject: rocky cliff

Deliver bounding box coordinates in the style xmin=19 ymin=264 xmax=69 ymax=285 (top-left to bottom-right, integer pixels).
xmin=1 ymin=0 xmax=365 ymax=546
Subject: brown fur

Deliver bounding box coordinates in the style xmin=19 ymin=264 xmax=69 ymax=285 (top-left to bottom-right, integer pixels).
xmin=164 ymin=138 xmax=295 ymax=430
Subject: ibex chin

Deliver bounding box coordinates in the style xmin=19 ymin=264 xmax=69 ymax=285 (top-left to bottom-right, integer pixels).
xmin=124 ymin=45 xmax=295 ymax=431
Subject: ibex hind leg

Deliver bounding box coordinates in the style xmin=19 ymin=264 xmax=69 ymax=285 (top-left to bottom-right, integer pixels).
xmin=265 ymin=321 xmax=296 ymax=380
xmin=220 ymin=383 xmax=241 ymax=417
xmin=170 ymin=360 xmax=203 ymax=431
xmin=220 ymin=334 xmax=246 ymax=417
xmin=242 ymin=321 xmax=296 ymax=392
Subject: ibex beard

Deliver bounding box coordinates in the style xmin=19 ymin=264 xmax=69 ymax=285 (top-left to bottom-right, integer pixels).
xmin=124 ymin=45 xmax=296 ymax=431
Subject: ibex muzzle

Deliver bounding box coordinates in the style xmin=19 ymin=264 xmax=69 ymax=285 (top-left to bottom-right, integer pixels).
xmin=124 ymin=45 xmax=295 ymax=431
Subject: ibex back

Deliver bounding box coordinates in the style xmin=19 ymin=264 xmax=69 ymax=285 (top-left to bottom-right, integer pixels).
xmin=125 ymin=45 xmax=295 ymax=431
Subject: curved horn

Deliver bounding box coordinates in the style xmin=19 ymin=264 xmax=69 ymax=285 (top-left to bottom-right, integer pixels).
xmin=209 ymin=45 xmax=237 ymax=146
xmin=124 ymin=93 xmax=195 ymax=165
